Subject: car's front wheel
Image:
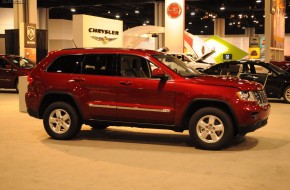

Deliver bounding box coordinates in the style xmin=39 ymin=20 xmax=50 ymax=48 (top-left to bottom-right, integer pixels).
xmin=43 ymin=102 xmax=82 ymax=140
xmin=283 ymin=86 xmax=290 ymax=103
xmin=188 ymin=107 xmax=234 ymax=150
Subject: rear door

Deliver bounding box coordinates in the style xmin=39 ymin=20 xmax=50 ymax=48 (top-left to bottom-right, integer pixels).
xmin=116 ymin=54 xmax=175 ymax=125
xmin=44 ymin=54 xmax=118 ymax=121
xmin=78 ymin=53 xmax=118 ymax=120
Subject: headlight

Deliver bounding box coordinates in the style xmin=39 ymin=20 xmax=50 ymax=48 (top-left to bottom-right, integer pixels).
xmin=237 ymin=91 xmax=257 ymax=102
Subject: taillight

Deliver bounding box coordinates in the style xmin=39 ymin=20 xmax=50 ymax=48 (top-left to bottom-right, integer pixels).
xmin=27 ymin=76 xmax=34 ymax=83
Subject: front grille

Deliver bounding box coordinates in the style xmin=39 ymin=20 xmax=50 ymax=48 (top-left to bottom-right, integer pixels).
xmin=254 ymin=90 xmax=268 ymax=106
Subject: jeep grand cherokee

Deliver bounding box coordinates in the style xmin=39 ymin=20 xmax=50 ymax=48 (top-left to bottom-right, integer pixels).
xmin=25 ymin=48 xmax=270 ymax=150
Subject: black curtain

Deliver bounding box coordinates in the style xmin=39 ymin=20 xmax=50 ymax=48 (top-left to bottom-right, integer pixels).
xmin=5 ymin=29 xmax=19 ymax=55
xmin=36 ymin=30 xmax=48 ymax=63
xmin=5 ymin=29 xmax=48 ymax=63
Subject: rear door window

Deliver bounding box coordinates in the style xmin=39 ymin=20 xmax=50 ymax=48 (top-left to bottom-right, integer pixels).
xmin=46 ymin=55 xmax=83 ymax=73
xmin=82 ymin=54 xmax=117 ymax=76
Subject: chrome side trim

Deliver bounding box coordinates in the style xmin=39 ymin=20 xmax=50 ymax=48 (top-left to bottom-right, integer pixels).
xmin=117 ymin=106 xmax=171 ymax=113
xmin=89 ymin=104 xmax=171 ymax=113
xmin=89 ymin=104 xmax=116 ymax=109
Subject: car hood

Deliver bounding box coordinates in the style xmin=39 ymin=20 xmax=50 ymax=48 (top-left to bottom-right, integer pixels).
xmin=194 ymin=49 xmax=215 ymax=62
xmin=189 ymin=75 xmax=263 ymax=91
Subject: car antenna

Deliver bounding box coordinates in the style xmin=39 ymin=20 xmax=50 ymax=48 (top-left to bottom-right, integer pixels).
xmin=72 ymin=40 xmax=78 ymax=48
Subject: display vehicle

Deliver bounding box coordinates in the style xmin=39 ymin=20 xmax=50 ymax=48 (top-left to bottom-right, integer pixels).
xmin=204 ymin=60 xmax=290 ymax=103
xmin=0 ymin=55 xmax=35 ymax=92
xmin=169 ymin=53 xmax=214 ymax=72
xmin=25 ymin=48 xmax=270 ymax=150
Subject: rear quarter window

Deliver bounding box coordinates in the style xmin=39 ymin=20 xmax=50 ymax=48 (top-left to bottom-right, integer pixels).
xmin=46 ymin=55 xmax=83 ymax=73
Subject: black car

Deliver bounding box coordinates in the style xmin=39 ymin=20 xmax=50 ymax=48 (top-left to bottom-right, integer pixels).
xmin=203 ymin=60 xmax=290 ymax=103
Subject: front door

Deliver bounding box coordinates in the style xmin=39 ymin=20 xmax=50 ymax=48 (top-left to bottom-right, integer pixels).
xmin=116 ymin=54 xmax=175 ymax=125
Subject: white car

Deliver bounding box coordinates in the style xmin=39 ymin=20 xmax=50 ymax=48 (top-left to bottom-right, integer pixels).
xmin=169 ymin=52 xmax=215 ymax=72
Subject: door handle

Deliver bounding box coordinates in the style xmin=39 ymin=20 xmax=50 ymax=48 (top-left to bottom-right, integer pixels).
xmin=120 ymin=81 xmax=132 ymax=85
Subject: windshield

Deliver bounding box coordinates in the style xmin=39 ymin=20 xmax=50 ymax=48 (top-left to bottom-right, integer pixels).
xmin=269 ymin=63 xmax=286 ymax=75
xmin=11 ymin=57 xmax=35 ymax=69
xmin=153 ymin=54 xmax=200 ymax=77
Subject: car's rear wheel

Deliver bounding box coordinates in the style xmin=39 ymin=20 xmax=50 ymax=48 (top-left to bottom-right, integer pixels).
xmin=188 ymin=107 xmax=234 ymax=150
xmin=283 ymin=86 xmax=290 ymax=103
xmin=43 ymin=102 xmax=82 ymax=140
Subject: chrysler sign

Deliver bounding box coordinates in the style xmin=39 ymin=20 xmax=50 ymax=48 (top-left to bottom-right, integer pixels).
xmin=73 ymin=15 xmax=123 ymax=48
xmin=89 ymin=28 xmax=119 ymax=44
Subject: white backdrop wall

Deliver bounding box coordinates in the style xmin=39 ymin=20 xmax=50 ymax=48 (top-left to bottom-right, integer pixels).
xmin=0 ymin=8 xmax=14 ymax=34
xmin=48 ymin=19 xmax=74 ymax=51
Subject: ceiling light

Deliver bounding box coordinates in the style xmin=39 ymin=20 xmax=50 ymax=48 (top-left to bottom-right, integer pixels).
xmin=256 ymin=0 xmax=262 ymax=3
xmin=205 ymin=25 xmax=208 ymax=28
xmin=191 ymin=11 xmax=195 ymax=16
xmin=70 ymin=8 xmax=76 ymax=12
xmin=135 ymin=9 xmax=140 ymax=14
xmin=286 ymin=15 xmax=288 ymax=19
xmin=189 ymin=22 xmax=192 ymax=25
xmin=107 ymin=11 xmax=111 ymax=14
xmin=229 ymin=23 xmax=233 ymax=26
xmin=220 ymin=4 xmax=225 ymax=10
xmin=115 ymin=14 xmax=120 ymax=19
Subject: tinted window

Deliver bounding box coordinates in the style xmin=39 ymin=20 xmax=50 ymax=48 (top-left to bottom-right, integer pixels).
xmin=47 ymin=55 xmax=82 ymax=73
xmin=82 ymin=54 xmax=117 ymax=76
xmin=11 ymin=57 xmax=35 ymax=69
xmin=0 ymin=58 xmax=8 ymax=68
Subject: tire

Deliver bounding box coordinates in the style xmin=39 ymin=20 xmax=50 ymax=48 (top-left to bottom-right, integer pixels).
xmin=283 ymin=86 xmax=290 ymax=104
xmin=188 ymin=107 xmax=234 ymax=150
xmin=90 ymin=125 xmax=109 ymax=130
xmin=43 ymin=102 xmax=82 ymax=140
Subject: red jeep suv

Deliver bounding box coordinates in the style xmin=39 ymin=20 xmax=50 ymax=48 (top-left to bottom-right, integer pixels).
xmin=25 ymin=48 xmax=270 ymax=150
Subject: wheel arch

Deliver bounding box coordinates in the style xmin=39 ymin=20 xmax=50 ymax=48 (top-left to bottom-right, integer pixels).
xmin=181 ymin=98 xmax=239 ymax=135
xmin=38 ymin=92 xmax=84 ymax=121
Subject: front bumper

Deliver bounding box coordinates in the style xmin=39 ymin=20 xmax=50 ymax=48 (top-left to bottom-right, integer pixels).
xmin=238 ymin=118 xmax=268 ymax=134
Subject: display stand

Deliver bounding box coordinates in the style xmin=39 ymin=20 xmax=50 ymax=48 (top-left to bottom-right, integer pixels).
xmin=19 ymin=76 xmax=28 ymax=113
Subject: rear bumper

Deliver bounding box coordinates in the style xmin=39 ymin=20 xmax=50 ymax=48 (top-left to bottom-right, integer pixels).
xmin=27 ymin=108 xmax=39 ymax=118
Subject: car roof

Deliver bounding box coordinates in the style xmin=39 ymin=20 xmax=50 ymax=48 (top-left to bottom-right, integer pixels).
xmin=52 ymin=48 xmax=162 ymax=57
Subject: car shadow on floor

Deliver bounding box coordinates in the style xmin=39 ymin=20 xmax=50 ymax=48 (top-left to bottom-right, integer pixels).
xmin=268 ymin=98 xmax=286 ymax=104
xmin=0 ymin=89 xmax=18 ymax=93
xmin=42 ymin=126 xmax=260 ymax=152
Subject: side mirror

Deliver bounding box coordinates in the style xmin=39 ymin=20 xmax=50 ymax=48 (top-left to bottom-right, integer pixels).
xmin=152 ymin=68 xmax=168 ymax=80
